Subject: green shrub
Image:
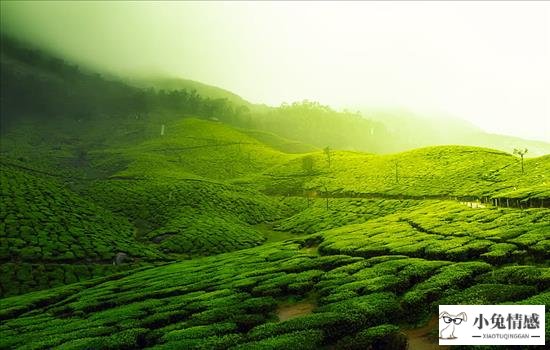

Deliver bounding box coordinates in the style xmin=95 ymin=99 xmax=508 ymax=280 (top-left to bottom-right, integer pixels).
xmin=232 ymin=329 xmax=324 ymax=350
xmin=439 ymin=284 xmax=536 ymax=305
xmin=334 ymin=324 xmax=407 ymax=350
xmin=162 ymin=322 xmax=237 ymax=342
xmin=153 ymin=334 xmax=244 ymax=350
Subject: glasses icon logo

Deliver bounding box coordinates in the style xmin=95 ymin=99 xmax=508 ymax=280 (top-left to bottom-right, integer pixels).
xmin=439 ymin=311 xmax=467 ymax=339
xmin=443 ymin=316 xmax=464 ymax=325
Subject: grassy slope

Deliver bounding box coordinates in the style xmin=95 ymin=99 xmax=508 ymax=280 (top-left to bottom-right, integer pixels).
xmin=0 ymin=118 xmax=299 ymax=296
xmin=1 ymin=119 xmax=549 ymax=348
xmin=2 ymin=116 xmax=548 ymax=284
xmin=79 ymin=118 xmax=295 ymax=256
xmin=1 ymin=199 xmax=547 ymax=349
xmin=0 ymin=164 xmax=166 ymax=297
xmin=255 ymin=146 xmax=550 ymax=201
xmin=99 ymin=118 xmax=292 ymax=180
xmin=238 ymin=129 xmax=319 ymax=154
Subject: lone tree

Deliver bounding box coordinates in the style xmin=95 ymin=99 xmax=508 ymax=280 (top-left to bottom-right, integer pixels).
xmin=323 ymin=146 xmax=332 ymax=168
xmin=513 ymin=148 xmax=528 ymax=174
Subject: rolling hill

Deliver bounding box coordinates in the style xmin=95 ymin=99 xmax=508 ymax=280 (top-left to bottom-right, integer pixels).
xmin=0 ymin=36 xmax=549 ymax=349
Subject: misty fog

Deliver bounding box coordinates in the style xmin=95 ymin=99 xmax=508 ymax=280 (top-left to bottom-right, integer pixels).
xmin=1 ymin=1 xmax=549 ymax=142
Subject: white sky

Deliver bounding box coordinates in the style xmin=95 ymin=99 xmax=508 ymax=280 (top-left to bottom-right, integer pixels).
xmin=1 ymin=1 xmax=549 ymax=142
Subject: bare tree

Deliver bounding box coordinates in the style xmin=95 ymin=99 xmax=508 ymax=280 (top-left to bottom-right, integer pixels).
xmin=513 ymin=148 xmax=528 ymax=174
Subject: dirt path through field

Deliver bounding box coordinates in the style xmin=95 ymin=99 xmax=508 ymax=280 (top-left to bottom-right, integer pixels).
xmin=403 ymin=316 xmax=449 ymax=350
xmin=276 ymin=301 xmax=315 ymax=321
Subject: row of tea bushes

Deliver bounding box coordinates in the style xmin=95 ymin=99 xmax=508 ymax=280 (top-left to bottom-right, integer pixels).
xmin=1 ymin=233 xmax=546 ymax=349
xmin=84 ymin=179 xmax=286 ymax=255
xmin=0 ymin=165 xmax=164 ymax=264
xmin=274 ymin=198 xmax=422 ymax=234
xmin=0 ymin=263 xmax=139 ymax=297
xmin=318 ymin=201 xmax=549 ymax=263
xmin=258 ymin=146 xmax=550 ymax=204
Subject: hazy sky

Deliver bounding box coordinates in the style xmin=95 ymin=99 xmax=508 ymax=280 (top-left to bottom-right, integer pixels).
xmin=1 ymin=1 xmax=549 ymax=142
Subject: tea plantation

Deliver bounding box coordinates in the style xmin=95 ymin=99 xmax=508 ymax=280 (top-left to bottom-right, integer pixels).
xmin=1 ymin=118 xmax=549 ymax=349
xmin=0 ymin=233 xmax=548 ymax=349
xmin=256 ymin=146 xmax=550 ymax=203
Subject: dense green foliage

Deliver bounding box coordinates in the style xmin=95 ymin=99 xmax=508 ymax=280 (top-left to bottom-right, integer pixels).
xmin=318 ymin=201 xmax=550 ymax=262
xmin=85 ymin=179 xmax=282 ymax=256
xmin=1 ymin=234 xmax=547 ymax=349
xmin=0 ymin=165 xmax=162 ymax=263
xmin=0 ymin=164 xmax=167 ymax=296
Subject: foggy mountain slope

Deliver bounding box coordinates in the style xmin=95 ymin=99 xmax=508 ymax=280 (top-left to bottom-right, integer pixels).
xmin=2 ymin=35 xmax=548 ymax=157
xmin=127 ymin=76 xmax=550 ymax=156
xmin=129 ymin=76 xmax=254 ymax=109
xmin=362 ymin=108 xmax=550 ymax=156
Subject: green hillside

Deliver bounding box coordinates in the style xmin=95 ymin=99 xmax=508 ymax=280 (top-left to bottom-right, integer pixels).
xmin=239 ymin=129 xmax=319 ymax=154
xmin=1 ymin=200 xmax=548 ymax=349
xmin=0 ymin=117 xmax=300 ymax=296
xmin=1 ymin=36 xmax=549 ymax=350
xmin=98 ymin=118 xmax=292 ymax=180
xmin=130 ymin=77 xmax=253 ymax=109
xmin=0 ymin=163 xmax=167 ymax=297
xmin=256 ymin=146 xmax=549 ymax=204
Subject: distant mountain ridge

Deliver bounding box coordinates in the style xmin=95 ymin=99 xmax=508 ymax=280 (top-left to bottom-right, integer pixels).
xmin=1 ymin=34 xmax=549 ymax=156
xmin=128 ymin=76 xmax=253 ymax=108
xmin=361 ymin=108 xmax=550 ymax=156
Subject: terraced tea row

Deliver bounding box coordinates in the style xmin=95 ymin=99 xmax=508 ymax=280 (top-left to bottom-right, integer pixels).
xmin=1 ymin=235 xmax=547 ymax=349
xmin=319 ymin=201 xmax=550 ymax=263
xmin=256 ymin=146 xmax=550 ymax=205
xmin=84 ymin=179 xmax=287 ymax=255
xmin=0 ymin=165 xmax=163 ymax=264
